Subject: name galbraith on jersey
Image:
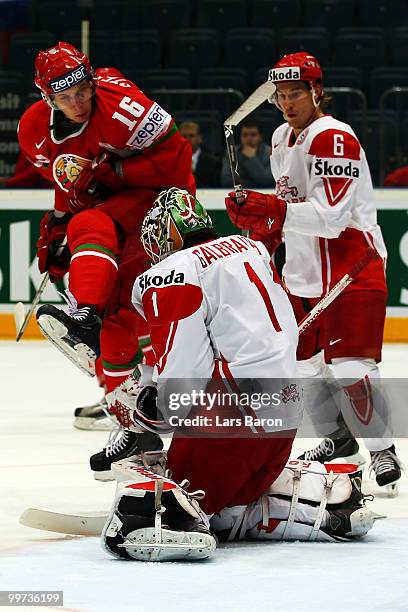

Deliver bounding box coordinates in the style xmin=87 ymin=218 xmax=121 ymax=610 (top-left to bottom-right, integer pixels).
xmin=138 ymin=268 xmax=185 ymax=293
xmin=192 ymin=235 xmax=261 ymax=269
xmin=313 ymin=157 xmax=360 ymax=178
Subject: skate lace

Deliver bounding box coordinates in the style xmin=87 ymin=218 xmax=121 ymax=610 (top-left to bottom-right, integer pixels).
xmin=369 ymin=448 xmax=405 ymax=478
xmin=58 ymin=289 xmax=78 ymax=315
xmin=58 ymin=290 xmax=91 ymax=321
xmin=105 ymin=427 xmax=129 ymax=458
xmin=303 ymin=438 xmax=335 ymax=461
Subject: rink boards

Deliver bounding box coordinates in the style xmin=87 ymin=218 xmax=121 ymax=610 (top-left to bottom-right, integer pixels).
xmin=0 ymin=188 xmax=407 ymax=341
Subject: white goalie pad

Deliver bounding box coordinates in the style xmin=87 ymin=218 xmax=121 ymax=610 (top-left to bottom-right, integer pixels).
xmin=267 ymin=459 xmax=355 ymax=504
xmin=210 ymin=460 xmax=369 ymax=543
xmin=102 ymin=460 xmax=216 ymax=561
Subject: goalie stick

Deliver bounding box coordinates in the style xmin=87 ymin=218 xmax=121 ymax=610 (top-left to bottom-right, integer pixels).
xmin=224 ymin=80 xmax=276 ymax=236
xmin=19 ymin=247 xmax=379 ymax=537
xmin=14 ymin=237 xmax=68 ymax=342
xmin=19 ymin=508 xmax=107 ymax=536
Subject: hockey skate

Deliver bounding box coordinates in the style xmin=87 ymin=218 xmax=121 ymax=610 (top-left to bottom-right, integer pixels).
xmin=369 ymin=445 xmax=404 ymax=497
xmin=36 ymin=303 xmax=102 ymax=376
xmin=298 ymin=414 xmax=366 ymax=466
xmin=73 ymin=396 xmax=115 ymax=431
xmin=298 ymin=437 xmax=366 ymax=465
xmin=90 ymin=427 xmax=164 ymax=481
xmin=102 ymin=456 xmax=217 ymax=562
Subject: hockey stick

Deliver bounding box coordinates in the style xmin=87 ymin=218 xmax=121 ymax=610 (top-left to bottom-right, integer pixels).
xmin=298 ymin=247 xmax=380 ymax=335
xmin=224 ymin=80 xmax=276 ymax=237
xmin=19 ymin=508 xmax=107 ymax=536
xmin=14 ymin=236 xmax=68 ymax=341
xmin=19 ymin=250 xmax=380 ymax=536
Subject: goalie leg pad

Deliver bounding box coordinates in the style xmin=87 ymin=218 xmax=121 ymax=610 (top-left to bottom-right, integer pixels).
xmin=211 ymin=461 xmax=380 ymax=542
xmin=102 ymin=465 xmax=217 ymax=562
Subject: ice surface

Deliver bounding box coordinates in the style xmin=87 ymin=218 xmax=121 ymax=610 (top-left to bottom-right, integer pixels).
xmin=1 ymin=341 xmax=407 ymax=612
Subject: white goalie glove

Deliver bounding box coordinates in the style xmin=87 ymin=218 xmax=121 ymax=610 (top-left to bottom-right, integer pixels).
xmin=106 ymin=371 xmax=172 ymax=434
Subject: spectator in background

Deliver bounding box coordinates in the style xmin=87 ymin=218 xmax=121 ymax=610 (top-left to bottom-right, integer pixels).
xmin=221 ymin=119 xmax=274 ymax=188
xmin=179 ymin=121 xmax=221 ymax=188
xmin=384 ymin=165 xmax=408 ymax=186
xmin=0 ymin=92 xmax=52 ymax=188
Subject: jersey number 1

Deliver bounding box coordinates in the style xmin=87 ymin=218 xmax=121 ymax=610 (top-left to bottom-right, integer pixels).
xmin=244 ymin=262 xmax=282 ymax=332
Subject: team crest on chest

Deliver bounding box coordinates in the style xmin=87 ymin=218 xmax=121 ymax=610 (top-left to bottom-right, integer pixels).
xmin=53 ymin=154 xmax=92 ymax=191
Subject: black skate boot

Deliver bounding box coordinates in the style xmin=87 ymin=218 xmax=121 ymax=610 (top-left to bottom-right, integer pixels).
xmin=102 ymin=461 xmax=217 ymax=561
xmin=36 ymin=303 xmax=102 ymax=376
xmin=324 ymin=470 xmax=381 ymax=539
xmin=73 ymin=396 xmax=115 ymax=431
xmin=298 ymin=413 xmax=365 ymax=465
xmin=298 ymin=437 xmax=363 ymax=464
xmin=369 ymin=445 xmax=403 ymax=497
xmin=90 ymin=428 xmax=164 ymax=481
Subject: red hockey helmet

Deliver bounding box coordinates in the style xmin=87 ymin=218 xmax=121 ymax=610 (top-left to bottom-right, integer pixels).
xmin=34 ymin=41 xmax=93 ymax=98
xmin=269 ymin=52 xmax=323 ymax=85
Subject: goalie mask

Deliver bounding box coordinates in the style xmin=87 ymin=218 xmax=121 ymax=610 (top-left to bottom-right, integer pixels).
xmin=141 ymin=188 xmax=213 ymax=264
xmin=34 ymin=41 xmax=94 ymax=109
xmin=268 ymin=52 xmax=323 ymax=109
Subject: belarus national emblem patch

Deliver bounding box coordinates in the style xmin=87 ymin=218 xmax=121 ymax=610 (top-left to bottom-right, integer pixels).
xmin=53 ymin=154 xmax=92 ymax=191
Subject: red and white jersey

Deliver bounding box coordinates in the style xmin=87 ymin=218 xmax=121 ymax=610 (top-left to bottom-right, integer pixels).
xmin=271 ymin=115 xmax=387 ymax=298
xmin=132 ymin=235 xmax=301 ymax=432
xmin=17 ymin=68 xmax=193 ymax=212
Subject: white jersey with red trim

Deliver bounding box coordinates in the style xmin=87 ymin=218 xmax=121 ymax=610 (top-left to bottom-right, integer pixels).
xmin=132 ymin=234 xmax=301 ymax=432
xmin=271 ymin=115 xmax=387 ymax=298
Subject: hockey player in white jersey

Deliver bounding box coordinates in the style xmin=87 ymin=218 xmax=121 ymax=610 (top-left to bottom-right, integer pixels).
xmin=102 ymin=188 xmax=379 ymax=561
xmin=225 ymin=52 xmax=403 ymax=494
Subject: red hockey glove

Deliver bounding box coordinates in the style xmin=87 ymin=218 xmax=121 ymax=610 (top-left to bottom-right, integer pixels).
xmin=250 ymin=229 xmax=283 ymax=255
xmin=36 ymin=211 xmax=72 ymax=282
xmin=67 ymin=153 xmax=125 ymax=213
xmin=90 ymin=152 xmax=126 ymax=192
xmin=225 ymin=190 xmax=287 ymax=234
xmin=67 ymin=181 xmax=103 ymax=213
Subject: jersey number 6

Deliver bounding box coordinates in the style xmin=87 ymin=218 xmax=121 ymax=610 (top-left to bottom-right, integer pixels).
xmin=112 ymin=96 xmax=145 ymax=130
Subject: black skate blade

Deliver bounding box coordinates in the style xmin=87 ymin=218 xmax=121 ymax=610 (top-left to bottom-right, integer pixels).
xmin=37 ymin=314 xmax=96 ymax=377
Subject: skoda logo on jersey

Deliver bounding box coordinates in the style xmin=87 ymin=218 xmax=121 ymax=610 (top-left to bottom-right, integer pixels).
xmin=139 ymin=269 xmax=185 ymax=293
xmin=49 ymin=64 xmax=87 ymax=93
xmin=269 ymin=66 xmax=301 ymax=81
xmin=313 ymin=158 xmax=360 ymax=178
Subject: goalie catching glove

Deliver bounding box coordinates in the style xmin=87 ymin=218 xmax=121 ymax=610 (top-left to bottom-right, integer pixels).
xmin=106 ymin=373 xmax=172 ymax=434
xmin=225 ymin=189 xmax=287 ymax=235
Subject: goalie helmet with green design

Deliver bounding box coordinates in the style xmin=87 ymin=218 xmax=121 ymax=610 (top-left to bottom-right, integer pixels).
xmin=141 ymin=187 xmax=215 ymax=264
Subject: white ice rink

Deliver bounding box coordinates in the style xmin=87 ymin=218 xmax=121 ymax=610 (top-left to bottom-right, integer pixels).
xmin=1 ymin=341 xmax=407 ymax=612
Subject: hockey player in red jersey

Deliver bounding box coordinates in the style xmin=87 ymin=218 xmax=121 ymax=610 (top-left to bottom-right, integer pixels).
xmin=225 ymin=52 xmax=403 ymax=494
xmin=99 ymin=188 xmax=379 ymax=562
xmin=17 ymin=41 xmax=194 ymax=454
